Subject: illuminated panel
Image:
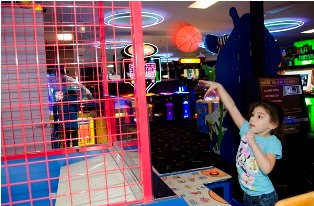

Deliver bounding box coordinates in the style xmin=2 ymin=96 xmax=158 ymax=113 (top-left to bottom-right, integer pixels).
xmin=122 ymin=43 xmax=158 ymax=58
xmin=305 ymin=97 xmax=314 ymax=133
xmin=293 ymin=39 xmax=314 ymax=66
xmin=180 ymin=58 xmax=201 ymax=63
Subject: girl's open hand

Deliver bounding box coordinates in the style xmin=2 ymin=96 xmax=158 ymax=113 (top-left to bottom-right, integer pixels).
xmin=198 ymin=80 xmax=221 ymax=97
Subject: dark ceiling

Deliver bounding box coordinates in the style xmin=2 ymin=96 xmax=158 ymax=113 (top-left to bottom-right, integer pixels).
xmin=139 ymin=1 xmax=314 ymax=61
xmin=43 ymin=1 xmax=314 ymax=63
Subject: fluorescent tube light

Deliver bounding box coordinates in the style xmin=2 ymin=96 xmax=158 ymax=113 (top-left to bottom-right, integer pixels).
xmin=57 ymin=33 xmax=73 ymax=41
xmin=301 ymin=29 xmax=314 ymax=34
xmin=188 ymin=0 xmax=218 ymax=9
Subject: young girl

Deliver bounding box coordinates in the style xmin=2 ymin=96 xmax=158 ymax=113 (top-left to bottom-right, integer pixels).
xmin=199 ymin=80 xmax=284 ymax=206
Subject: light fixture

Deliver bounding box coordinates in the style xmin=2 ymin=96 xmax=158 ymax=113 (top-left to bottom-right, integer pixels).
xmin=180 ymin=58 xmax=201 ymax=64
xmin=160 ymin=57 xmax=180 ymax=63
xmin=79 ymin=26 xmax=86 ymax=33
xmin=57 ymin=33 xmax=73 ymax=41
xmin=188 ymin=0 xmax=218 ymax=9
xmin=264 ymin=19 xmax=304 ymax=33
xmin=104 ymin=11 xmax=164 ymax=28
xmin=92 ymin=40 xmax=131 ymax=49
xmin=157 ymin=53 xmax=173 ymax=58
xmin=301 ymin=29 xmax=314 ymax=34
xmin=122 ymin=43 xmax=158 ymax=58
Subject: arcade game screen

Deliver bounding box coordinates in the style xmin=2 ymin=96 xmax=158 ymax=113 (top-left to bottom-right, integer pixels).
xmin=284 ymin=70 xmax=312 ymax=91
xmin=179 ymin=66 xmax=203 ymax=88
xmin=182 ymin=67 xmax=200 ymax=80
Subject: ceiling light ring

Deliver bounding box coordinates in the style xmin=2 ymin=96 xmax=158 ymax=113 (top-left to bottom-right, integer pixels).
xmin=270 ymin=26 xmax=304 ymax=33
xmin=104 ymin=11 xmax=164 ymax=29
xmin=107 ymin=15 xmax=161 ymax=28
xmin=264 ymin=19 xmax=304 ymax=33
xmin=92 ymin=40 xmax=131 ymax=49
xmin=266 ymin=22 xmax=303 ymax=26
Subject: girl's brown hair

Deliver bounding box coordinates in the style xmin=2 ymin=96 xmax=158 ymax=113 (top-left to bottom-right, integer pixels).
xmin=246 ymin=100 xmax=285 ymax=141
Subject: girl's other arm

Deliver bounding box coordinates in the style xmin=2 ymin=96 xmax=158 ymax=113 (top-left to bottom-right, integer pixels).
xmin=246 ymin=131 xmax=277 ymax=174
xmin=199 ymin=80 xmax=245 ymax=129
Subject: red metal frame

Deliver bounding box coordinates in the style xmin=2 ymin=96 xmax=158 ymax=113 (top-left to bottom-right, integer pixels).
xmin=130 ymin=1 xmax=153 ymax=203
xmin=1 ymin=1 xmax=153 ymax=205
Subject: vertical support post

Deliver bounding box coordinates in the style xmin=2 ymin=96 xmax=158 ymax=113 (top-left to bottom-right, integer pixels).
xmin=98 ymin=1 xmax=116 ymax=145
xmin=130 ymin=1 xmax=153 ymax=203
xmin=98 ymin=1 xmax=108 ymax=94
xmin=250 ymin=1 xmax=265 ymax=77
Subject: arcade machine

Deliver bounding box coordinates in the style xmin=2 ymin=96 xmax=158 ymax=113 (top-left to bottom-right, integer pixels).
xmin=146 ymin=93 xmax=157 ymax=122
xmin=245 ymin=75 xmax=309 ymax=198
xmin=47 ymin=68 xmax=96 ymax=148
xmin=173 ymin=84 xmax=191 ymax=120
xmin=282 ymin=69 xmax=314 ymax=137
xmin=47 ymin=66 xmax=63 ymax=149
xmin=150 ymin=86 xmax=191 ymax=122
xmin=278 ymin=39 xmax=314 ymax=137
xmin=175 ymin=58 xmax=204 ymax=119
xmin=178 ymin=58 xmax=202 ymax=82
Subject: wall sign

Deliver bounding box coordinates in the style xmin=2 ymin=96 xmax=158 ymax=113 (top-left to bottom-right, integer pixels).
xmin=293 ymin=39 xmax=314 ymax=66
xmin=259 ymin=76 xmax=303 ymax=115
xmin=128 ymin=62 xmax=157 ymax=80
xmin=122 ymin=57 xmax=162 ymax=93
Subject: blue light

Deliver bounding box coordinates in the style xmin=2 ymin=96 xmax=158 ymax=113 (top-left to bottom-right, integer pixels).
xmin=183 ymin=100 xmax=190 ymax=118
xmin=264 ymin=19 xmax=304 ymax=33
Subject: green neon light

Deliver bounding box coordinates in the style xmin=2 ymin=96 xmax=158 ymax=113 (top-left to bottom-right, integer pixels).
xmin=305 ymin=97 xmax=314 ymax=132
xmin=294 ymin=39 xmax=314 ymax=47
xmin=294 ymin=39 xmax=314 ymax=66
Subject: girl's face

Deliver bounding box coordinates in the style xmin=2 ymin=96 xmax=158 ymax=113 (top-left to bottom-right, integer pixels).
xmin=249 ymin=106 xmax=276 ymax=137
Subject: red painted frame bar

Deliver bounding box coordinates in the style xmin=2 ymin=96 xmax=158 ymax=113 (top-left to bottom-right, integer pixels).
xmin=130 ymin=1 xmax=153 ymax=203
xmin=98 ymin=1 xmax=116 ymax=146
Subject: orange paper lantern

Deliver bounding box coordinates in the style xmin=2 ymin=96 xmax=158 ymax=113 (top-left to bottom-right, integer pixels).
xmin=174 ymin=24 xmax=202 ymax=53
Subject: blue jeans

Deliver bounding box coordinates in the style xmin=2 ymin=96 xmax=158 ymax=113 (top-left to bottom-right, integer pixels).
xmin=243 ymin=191 xmax=278 ymax=206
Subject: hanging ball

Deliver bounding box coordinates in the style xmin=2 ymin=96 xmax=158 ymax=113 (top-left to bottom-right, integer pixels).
xmin=174 ymin=24 xmax=202 ymax=53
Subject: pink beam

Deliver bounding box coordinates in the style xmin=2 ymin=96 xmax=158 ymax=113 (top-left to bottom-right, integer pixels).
xmin=130 ymin=1 xmax=153 ymax=203
xmin=98 ymin=2 xmax=116 ymax=146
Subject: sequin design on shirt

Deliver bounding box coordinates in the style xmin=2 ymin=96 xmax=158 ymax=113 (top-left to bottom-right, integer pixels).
xmin=236 ymin=137 xmax=259 ymax=190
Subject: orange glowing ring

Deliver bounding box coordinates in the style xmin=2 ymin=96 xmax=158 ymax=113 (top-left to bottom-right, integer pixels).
xmin=122 ymin=43 xmax=158 ymax=58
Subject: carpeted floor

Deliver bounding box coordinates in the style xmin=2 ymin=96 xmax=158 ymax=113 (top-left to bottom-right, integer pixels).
xmin=149 ymin=118 xmax=314 ymax=203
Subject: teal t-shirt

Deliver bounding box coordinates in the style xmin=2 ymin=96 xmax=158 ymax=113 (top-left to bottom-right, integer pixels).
xmin=236 ymin=121 xmax=282 ymax=196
